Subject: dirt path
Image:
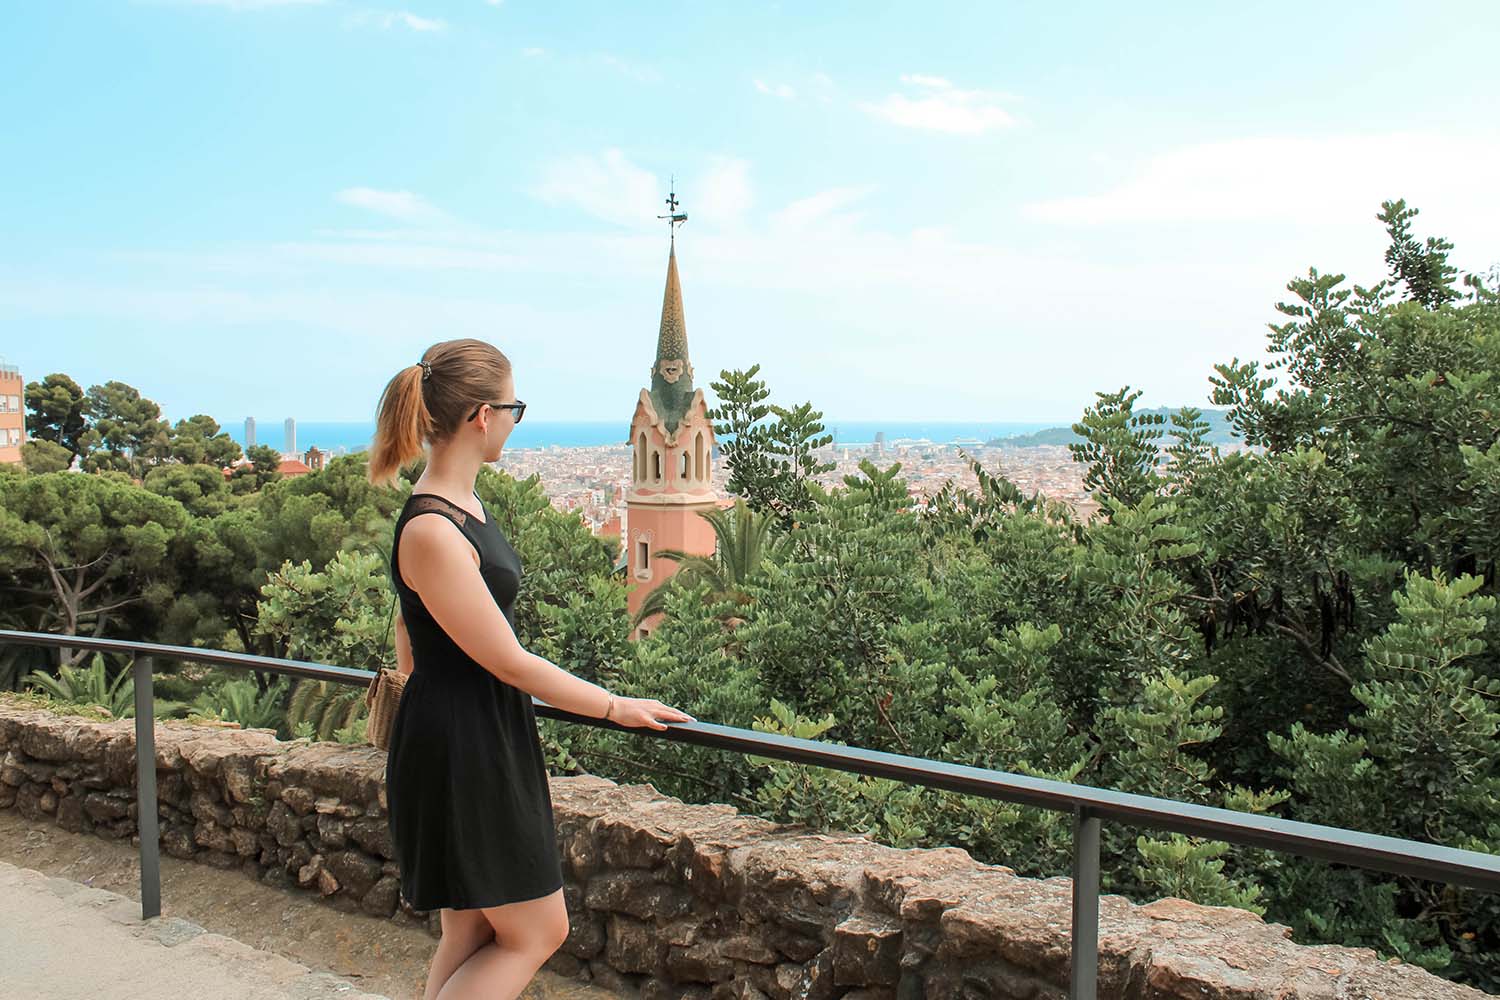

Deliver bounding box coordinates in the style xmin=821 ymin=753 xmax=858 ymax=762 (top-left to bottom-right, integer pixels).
xmin=0 ymin=811 xmax=617 ymax=1000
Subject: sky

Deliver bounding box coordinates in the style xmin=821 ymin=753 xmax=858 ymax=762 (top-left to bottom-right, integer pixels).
xmin=2 ymin=1 xmax=1497 ymax=426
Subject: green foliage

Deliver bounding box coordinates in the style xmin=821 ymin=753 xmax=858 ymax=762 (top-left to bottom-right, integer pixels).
xmin=143 ymin=463 xmax=234 ymax=518
xmin=707 ymin=364 xmax=834 ymax=526
xmin=1267 ymin=571 xmax=1498 ymax=981
xmin=23 ymin=653 xmax=184 ymax=719
xmin=477 ymin=466 xmax=620 ymax=650
xmin=287 ymin=680 xmax=366 ymax=742
xmin=251 ymin=547 xmax=396 ymax=740
xmin=1380 ymin=198 xmax=1460 ymax=309
xmin=230 ymin=444 xmax=284 ymax=493
xmin=3 ymin=199 xmax=1497 ymax=990
xmin=1069 ymin=387 xmax=1167 ymax=507
xmin=1132 ymin=835 xmax=1264 ymax=913
xmin=79 ymin=380 xmax=172 ymax=478
xmin=749 ymin=699 xmax=931 ymax=847
xmin=167 ymin=414 xmax=242 ymax=468
xmin=544 ymin=581 xmax=766 ymax=810
xmin=193 ymin=675 xmax=290 ymax=732
xmin=254 ymin=548 xmax=395 ymax=668
xmin=634 ymin=499 xmax=788 ymax=625
xmin=0 ymin=470 xmax=192 ymax=655
xmin=23 ymin=373 xmax=90 ymax=460
xmin=19 ymin=438 xmax=72 ymax=474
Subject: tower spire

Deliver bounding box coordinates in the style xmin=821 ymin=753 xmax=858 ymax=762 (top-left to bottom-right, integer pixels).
xmin=658 ymin=176 xmax=687 ymax=247
xmin=649 ymin=181 xmax=692 ymax=434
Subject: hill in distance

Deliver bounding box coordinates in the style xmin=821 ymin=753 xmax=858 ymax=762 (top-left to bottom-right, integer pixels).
xmin=986 ymin=407 xmax=1239 ymax=448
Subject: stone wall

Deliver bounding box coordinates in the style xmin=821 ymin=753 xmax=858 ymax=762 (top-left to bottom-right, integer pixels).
xmin=0 ymin=702 xmax=1488 ymax=1000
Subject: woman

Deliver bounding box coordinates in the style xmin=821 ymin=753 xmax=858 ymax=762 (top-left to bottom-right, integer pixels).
xmin=368 ymin=338 xmax=693 ymax=999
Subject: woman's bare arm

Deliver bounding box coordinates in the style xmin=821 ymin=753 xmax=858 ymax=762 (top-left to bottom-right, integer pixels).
xmin=393 ymin=607 xmax=414 ymax=676
xmin=399 ymin=513 xmax=690 ymax=728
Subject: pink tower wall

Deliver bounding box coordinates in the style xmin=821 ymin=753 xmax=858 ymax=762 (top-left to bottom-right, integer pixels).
xmin=626 ymin=395 xmax=718 ymax=636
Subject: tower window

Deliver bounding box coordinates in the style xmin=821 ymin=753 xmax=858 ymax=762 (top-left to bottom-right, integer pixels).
xmin=637 ymin=539 xmax=650 ymax=571
xmin=679 ymin=451 xmax=689 ymax=478
xmin=653 ymin=452 xmax=661 ymax=481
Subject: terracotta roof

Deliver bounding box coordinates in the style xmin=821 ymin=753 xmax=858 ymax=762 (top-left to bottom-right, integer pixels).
xmin=277 ymin=459 xmax=311 ymax=476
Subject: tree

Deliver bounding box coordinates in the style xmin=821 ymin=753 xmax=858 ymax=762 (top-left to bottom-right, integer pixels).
xmin=229 ymin=444 xmax=283 ymax=493
xmin=0 ymin=471 xmax=191 ymax=662
xmin=1068 ymin=387 xmax=1167 ymax=508
xmin=1269 ymin=572 xmax=1498 ymax=977
xmin=1379 ymin=198 xmax=1459 ymax=310
xmin=19 ymin=439 xmax=72 ymax=474
xmin=252 ymin=548 xmax=396 ymax=738
xmin=79 ymin=381 xmax=171 ymax=478
xmin=168 ymin=414 xmax=241 ymax=468
xmin=708 ymin=365 xmax=834 ymax=527
xmin=143 ymin=463 xmax=234 ymax=518
xmin=23 ymin=373 xmax=90 ymax=461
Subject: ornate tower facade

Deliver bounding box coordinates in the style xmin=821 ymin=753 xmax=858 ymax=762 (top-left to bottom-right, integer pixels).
xmin=625 ymin=197 xmax=718 ymax=638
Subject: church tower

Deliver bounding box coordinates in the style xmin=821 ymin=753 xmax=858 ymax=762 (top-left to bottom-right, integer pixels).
xmin=625 ymin=189 xmax=718 ymax=638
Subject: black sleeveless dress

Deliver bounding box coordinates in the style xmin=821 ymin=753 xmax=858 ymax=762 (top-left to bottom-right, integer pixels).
xmin=385 ymin=491 xmax=564 ymax=911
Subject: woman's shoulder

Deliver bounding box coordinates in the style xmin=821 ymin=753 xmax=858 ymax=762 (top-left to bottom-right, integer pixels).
xmin=401 ymin=492 xmax=479 ymax=530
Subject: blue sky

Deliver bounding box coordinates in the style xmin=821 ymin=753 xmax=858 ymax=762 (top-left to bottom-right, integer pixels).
xmin=2 ymin=1 xmax=1496 ymax=425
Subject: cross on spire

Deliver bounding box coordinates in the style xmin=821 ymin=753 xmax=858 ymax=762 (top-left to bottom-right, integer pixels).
xmin=657 ymin=176 xmax=688 ymax=245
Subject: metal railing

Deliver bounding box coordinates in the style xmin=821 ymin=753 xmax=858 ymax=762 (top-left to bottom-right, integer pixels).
xmin=3 ymin=629 xmax=1498 ymax=1000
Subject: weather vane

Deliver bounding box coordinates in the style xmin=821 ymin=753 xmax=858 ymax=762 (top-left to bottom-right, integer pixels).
xmin=658 ymin=175 xmax=687 ymax=244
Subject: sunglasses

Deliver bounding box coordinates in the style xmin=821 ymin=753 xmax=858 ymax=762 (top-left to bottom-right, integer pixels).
xmin=466 ymin=400 xmax=527 ymax=424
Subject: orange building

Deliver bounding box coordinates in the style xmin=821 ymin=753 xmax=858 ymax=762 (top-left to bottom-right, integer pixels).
xmin=0 ymin=364 xmax=25 ymax=464
xmin=624 ymin=221 xmax=718 ymax=638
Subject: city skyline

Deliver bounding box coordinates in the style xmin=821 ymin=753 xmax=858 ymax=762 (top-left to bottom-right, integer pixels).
xmin=3 ymin=2 xmax=1497 ymax=424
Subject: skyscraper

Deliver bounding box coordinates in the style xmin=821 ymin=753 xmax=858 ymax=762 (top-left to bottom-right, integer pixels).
xmin=245 ymin=416 xmax=256 ymax=450
xmin=284 ymin=417 xmax=296 ymax=457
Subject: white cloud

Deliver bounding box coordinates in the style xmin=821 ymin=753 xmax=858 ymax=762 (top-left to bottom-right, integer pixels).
xmin=1022 ymin=132 xmax=1500 ymax=229
xmin=770 ymin=185 xmax=877 ymax=233
xmin=520 ymin=46 xmax=546 ymax=58
xmin=335 ymin=187 xmax=451 ymax=225
xmin=753 ymin=79 xmax=796 ymax=100
xmin=860 ymin=75 xmax=1019 ymax=135
xmin=694 ymin=158 xmax=753 ymax=229
xmin=533 ymin=150 xmax=660 ymax=228
xmin=347 ymin=9 xmax=446 ymax=31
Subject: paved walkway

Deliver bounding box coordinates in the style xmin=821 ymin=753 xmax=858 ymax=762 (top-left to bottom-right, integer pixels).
xmin=1 ymin=860 xmax=389 ymax=1000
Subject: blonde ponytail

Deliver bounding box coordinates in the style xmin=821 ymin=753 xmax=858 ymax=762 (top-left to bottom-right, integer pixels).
xmin=367 ymin=340 xmax=513 ymax=488
xmin=369 ymin=364 xmax=432 ymax=488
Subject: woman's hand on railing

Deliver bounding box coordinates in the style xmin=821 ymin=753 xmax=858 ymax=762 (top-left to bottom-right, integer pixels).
xmin=607 ymin=696 xmax=694 ymax=731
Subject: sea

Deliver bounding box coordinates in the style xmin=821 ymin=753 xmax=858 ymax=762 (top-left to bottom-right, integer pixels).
xmin=222 ymin=420 xmax=1059 ymax=454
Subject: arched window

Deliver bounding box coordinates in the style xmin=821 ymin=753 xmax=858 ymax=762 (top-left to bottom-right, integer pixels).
xmin=652 ymin=451 xmax=661 ymax=481
xmin=694 ymin=432 xmax=705 ymax=480
xmin=635 ymin=433 xmax=646 ymax=482
xmin=679 ymin=451 xmax=689 ymax=479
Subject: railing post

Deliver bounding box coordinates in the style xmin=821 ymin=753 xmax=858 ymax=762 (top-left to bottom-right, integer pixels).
xmin=1070 ymin=805 xmax=1100 ymax=1000
xmin=132 ymin=655 xmax=161 ymax=920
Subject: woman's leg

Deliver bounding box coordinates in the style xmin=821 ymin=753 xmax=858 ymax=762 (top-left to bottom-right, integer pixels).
xmin=434 ymin=888 xmax=569 ymax=1000
xmin=423 ymin=907 xmax=496 ymax=1000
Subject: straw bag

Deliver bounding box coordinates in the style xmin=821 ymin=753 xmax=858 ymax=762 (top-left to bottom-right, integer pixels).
xmin=365 ymin=667 xmax=409 ymax=751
